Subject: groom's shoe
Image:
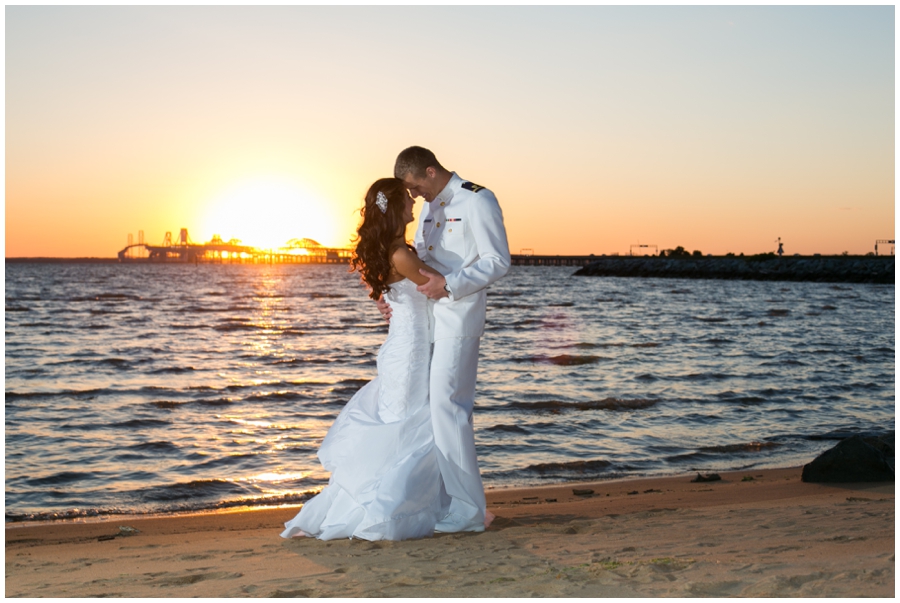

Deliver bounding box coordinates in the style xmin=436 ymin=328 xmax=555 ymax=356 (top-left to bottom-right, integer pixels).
xmin=434 ymin=513 xmax=485 ymax=534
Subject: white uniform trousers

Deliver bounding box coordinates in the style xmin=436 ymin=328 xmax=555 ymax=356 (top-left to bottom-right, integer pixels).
xmin=430 ymin=336 xmax=485 ymax=529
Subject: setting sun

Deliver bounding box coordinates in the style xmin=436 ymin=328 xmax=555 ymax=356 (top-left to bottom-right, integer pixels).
xmin=196 ymin=177 xmax=341 ymax=250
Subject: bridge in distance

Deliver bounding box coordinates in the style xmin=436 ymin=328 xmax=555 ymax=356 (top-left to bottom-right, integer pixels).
xmin=119 ymin=230 xmax=598 ymax=266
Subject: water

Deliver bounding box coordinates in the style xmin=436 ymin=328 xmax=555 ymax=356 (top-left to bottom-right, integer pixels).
xmin=5 ymin=262 xmax=895 ymax=522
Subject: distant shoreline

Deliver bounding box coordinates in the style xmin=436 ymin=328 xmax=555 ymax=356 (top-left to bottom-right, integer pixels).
xmin=5 ymin=255 xmax=897 ymax=285
xmin=575 ymin=255 xmax=894 ymax=284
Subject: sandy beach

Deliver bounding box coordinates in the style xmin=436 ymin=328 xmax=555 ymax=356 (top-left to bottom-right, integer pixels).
xmin=5 ymin=467 xmax=893 ymax=597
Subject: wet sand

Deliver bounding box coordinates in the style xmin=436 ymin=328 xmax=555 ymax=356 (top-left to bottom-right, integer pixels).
xmin=6 ymin=467 xmax=894 ymax=597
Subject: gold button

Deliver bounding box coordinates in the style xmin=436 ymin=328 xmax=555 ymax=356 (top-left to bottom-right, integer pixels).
xmin=436 ymin=222 xmax=441 ymax=228
xmin=440 ymin=202 xmax=445 ymax=206
xmin=449 ymin=228 xmax=453 ymax=232
xmin=428 ymin=245 xmax=433 ymax=250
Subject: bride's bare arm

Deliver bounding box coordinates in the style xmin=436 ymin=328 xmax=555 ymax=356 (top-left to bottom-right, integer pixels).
xmin=391 ymin=246 xmax=442 ymax=286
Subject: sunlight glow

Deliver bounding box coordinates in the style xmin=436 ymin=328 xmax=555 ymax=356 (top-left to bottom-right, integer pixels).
xmin=198 ymin=177 xmax=339 ymax=250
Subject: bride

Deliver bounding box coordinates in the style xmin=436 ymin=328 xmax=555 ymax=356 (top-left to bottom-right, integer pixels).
xmin=281 ymin=178 xmax=445 ymax=541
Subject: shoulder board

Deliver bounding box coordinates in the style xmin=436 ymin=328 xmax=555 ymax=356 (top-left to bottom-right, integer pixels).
xmin=461 ymin=181 xmax=485 ymax=193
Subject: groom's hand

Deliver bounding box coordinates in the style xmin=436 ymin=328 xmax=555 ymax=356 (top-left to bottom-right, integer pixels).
xmin=416 ymin=270 xmax=450 ymax=300
xmin=375 ymin=294 xmax=392 ymax=322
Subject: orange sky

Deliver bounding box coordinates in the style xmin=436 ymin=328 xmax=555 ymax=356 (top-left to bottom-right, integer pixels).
xmin=6 ymin=6 xmax=895 ymax=257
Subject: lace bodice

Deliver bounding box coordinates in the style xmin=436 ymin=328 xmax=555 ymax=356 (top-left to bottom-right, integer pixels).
xmin=376 ymin=279 xmax=431 ymax=422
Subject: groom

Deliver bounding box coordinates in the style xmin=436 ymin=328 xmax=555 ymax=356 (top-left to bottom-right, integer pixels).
xmin=378 ymin=146 xmax=510 ymax=533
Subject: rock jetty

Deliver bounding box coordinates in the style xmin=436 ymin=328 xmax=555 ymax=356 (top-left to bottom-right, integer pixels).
xmin=573 ymin=256 xmax=894 ymax=284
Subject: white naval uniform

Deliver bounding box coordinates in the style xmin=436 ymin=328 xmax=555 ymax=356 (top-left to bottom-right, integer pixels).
xmin=414 ymin=172 xmax=510 ymax=531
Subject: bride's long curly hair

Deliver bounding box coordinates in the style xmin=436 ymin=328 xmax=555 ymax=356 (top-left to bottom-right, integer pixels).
xmin=351 ymin=178 xmax=411 ymax=300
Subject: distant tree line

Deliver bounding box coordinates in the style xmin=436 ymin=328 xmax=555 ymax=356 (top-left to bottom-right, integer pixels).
xmin=659 ymin=245 xmax=703 ymax=257
xmin=656 ymin=246 xmax=881 ymax=258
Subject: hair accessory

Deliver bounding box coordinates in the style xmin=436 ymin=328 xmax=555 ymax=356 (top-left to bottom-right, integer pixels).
xmin=375 ymin=191 xmax=389 ymax=214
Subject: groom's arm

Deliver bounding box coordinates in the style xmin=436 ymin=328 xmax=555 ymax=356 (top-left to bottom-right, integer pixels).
xmin=444 ymin=192 xmax=511 ymax=300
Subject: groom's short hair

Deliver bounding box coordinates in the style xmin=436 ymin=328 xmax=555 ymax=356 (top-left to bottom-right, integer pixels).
xmin=394 ymin=146 xmax=444 ymax=179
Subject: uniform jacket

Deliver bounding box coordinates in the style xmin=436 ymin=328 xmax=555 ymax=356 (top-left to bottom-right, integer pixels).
xmin=415 ymin=172 xmax=511 ymax=340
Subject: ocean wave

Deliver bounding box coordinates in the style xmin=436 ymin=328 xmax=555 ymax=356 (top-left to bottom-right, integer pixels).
xmin=136 ymin=478 xmax=252 ymax=502
xmin=760 ymin=359 xmax=806 ymax=367
xmin=516 ymin=354 xmax=607 ymax=366
xmin=213 ymin=322 xmax=260 ymax=332
xmin=698 ymin=441 xmax=781 ymax=454
xmin=194 ymin=397 xmax=236 ymax=407
xmin=506 ymin=398 xmax=657 ymax=412
xmin=715 ymin=392 xmax=766 ymax=404
xmin=328 ymin=386 xmax=368 ymax=399
xmin=150 ymin=400 xmax=187 ymax=409
xmin=245 ymin=391 xmax=311 ymax=402
xmin=151 ymin=396 xmax=234 ymax=409
xmin=684 ymin=372 xmax=733 ymax=381
xmin=66 ymin=293 xmax=145 ymax=302
xmin=126 ymin=441 xmax=180 ymax=453
xmin=5 ymin=387 xmax=112 ymax=401
xmin=149 ymin=366 xmax=196 ymax=374
xmin=19 ymin=471 xmax=100 ymax=487
xmin=4 ymin=490 xmax=317 ymax=523
xmin=269 ymin=358 xmax=302 ymax=365
xmin=111 ymin=419 xmax=172 ymax=429
xmin=181 ymin=306 xmax=237 ymax=313
xmin=557 ymin=342 xmax=628 ymax=349
xmin=485 ymin=424 xmax=530 ymax=434
xmin=526 ymin=459 xmax=612 ymax=474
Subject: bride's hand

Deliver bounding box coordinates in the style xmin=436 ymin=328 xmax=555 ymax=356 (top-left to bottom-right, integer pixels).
xmin=416 ymin=270 xmax=450 ymax=300
xmin=375 ymin=294 xmax=392 ymax=322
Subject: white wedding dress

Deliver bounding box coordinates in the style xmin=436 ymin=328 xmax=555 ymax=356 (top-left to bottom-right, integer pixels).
xmin=281 ymin=278 xmax=443 ymax=541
